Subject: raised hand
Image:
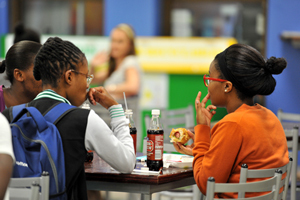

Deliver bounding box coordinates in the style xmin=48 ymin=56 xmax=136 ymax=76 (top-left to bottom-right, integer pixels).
xmin=87 ymin=87 xmax=118 ymax=109
xmin=90 ymin=51 xmax=108 ymax=69
xmin=195 ymin=92 xmax=216 ymax=126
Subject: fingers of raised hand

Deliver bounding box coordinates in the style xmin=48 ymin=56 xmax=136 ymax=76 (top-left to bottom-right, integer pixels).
xmin=195 ymin=91 xmax=202 ymax=109
xmin=206 ymin=105 xmax=216 ymax=112
xmin=201 ymin=93 xmax=210 ymax=106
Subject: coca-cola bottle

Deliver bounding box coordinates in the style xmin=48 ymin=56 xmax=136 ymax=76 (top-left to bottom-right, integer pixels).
xmin=147 ymin=109 xmax=164 ymax=171
xmin=125 ymin=109 xmax=137 ymax=154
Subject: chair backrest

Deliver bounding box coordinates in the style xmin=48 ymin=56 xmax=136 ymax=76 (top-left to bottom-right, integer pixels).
xmin=8 ymin=171 xmax=50 ymax=200
xmin=144 ymin=105 xmax=195 ymax=152
xmin=283 ymin=127 xmax=298 ymax=200
xmin=277 ymin=109 xmax=300 ymax=122
xmin=239 ymin=157 xmax=293 ymax=200
xmin=206 ymin=170 xmax=283 ymax=200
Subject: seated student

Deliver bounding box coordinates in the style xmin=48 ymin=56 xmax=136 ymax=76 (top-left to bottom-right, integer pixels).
xmin=0 ymin=41 xmax=42 ymax=112
xmin=3 ymin=37 xmax=135 ymax=200
xmin=0 ymin=113 xmax=15 ymax=200
xmin=173 ymin=44 xmax=289 ymax=198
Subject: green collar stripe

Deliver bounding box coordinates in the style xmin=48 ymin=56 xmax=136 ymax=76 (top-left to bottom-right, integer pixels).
xmin=34 ymin=89 xmax=71 ymax=105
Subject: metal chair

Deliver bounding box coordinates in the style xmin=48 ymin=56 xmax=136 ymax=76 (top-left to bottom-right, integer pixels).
xmin=206 ymin=169 xmax=283 ymax=200
xmin=161 ymin=104 xmax=195 ymax=152
xmin=239 ymin=157 xmax=293 ymax=200
xmin=8 ymin=171 xmax=50 ymax=200
xmin=277 ymin=109 xmax=300 ymax=200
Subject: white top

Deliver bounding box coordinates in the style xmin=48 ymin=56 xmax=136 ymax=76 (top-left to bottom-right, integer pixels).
xmin=85 ymin=105 xmax=135 ymax=173
xmin=0 ymin=113 xmax=15 ymax=162
xmin=104 ymin=55 xmax=142 ymax=92
xmin=0 ymin=112 xmax=14 ymax=200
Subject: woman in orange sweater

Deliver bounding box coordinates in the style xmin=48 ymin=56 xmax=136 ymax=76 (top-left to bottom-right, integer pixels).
xmin=174 ymin=44 xmax=289 ymax=198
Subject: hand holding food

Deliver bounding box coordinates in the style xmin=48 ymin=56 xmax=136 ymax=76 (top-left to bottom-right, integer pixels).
xmin=172 ymin=129 xmax=195 ymax=156
xmin=169 ymin=128 xmax=191 ymax=144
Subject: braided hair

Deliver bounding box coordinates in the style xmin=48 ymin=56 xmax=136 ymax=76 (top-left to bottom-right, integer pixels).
xmin=0 ymin=41 xmax=42 ymax=84
xmin=34 ymin=37 xmax=86 ymax=88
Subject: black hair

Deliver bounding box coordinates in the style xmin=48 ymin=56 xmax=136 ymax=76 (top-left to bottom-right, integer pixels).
xmin=33 ymin=37 xmax=86 ymax=88
xmin=13 ymin=22 xmax=41 ymax=44
xmin=215 ymin=44 xmax=287 ymax=100
xmin=0 ymin=41 xmax=42 ymax=84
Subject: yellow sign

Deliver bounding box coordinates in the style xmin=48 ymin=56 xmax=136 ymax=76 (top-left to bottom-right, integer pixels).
xmin=136 ymin=37 xmax=237 ymax=74
xmin=4 ymin=34 xmax=236 ymax=74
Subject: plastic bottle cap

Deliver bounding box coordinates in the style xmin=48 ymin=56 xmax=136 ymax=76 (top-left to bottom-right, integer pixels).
xmin=125 ymin=109 xmax=133 ymax=115
xmin=141 ymin=167 xmax=149 ymax=171
xmin=152 ymin=109 xmax=160 ymax=115
xmin=81 ymin=103 xmax=90 ymax=110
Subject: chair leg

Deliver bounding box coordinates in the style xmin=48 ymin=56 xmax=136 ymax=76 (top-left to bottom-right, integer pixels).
xmin=193 ymin=184 xmax=202 ymax=200
xmin=105 ymin=191 xmax=110 ymax=200
xmin=154 ymin=192 xmax=161 ymax=200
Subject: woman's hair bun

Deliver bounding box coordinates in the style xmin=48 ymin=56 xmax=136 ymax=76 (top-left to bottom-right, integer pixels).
xmin=14 ymin=22 xmax=25 ymax=35
xmin=266 ymin=56 xmax=287 ymax=75
xmin=0 ymin=60 xmax=6 ymax=73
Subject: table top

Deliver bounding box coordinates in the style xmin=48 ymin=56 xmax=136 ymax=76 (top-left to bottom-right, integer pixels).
xmin=85 ymin=152 xmax=194 ymax=185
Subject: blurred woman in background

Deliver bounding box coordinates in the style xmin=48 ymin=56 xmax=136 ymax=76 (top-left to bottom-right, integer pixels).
xmin=90 ymin=23 xmax=141 ymax=100
xmin=90 ymin=23 xmax=142 ymax=144
xmin=89 ymin=23 xmax=142 ymax=200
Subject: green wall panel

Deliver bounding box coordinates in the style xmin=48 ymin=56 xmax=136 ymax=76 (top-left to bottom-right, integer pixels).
xmin=169 ymin=74 xmax=227 ymax=123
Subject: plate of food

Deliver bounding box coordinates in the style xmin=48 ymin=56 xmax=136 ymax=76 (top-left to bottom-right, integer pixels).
xmin=163 ymin=153 xmax=193 ymax=169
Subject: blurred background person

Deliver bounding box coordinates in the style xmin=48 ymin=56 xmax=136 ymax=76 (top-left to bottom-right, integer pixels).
xmin=0 ymin=41 xmax=42 ymax=112
xmin=13 ymin=22 xmax=41 ymax=44
xmin=90 ymin=23 xmax=142 ymax=144
xmin=88 ymin=23 xmax=142 ymax=200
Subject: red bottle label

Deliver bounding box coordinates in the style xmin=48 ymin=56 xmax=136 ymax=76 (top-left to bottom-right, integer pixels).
xmin=147 ymin=134 xmax=163 ymax=160
xmin=130 ymin=133 xmax=136 ymax=154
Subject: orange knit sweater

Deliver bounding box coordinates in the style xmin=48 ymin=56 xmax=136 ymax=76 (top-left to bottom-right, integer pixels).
xmin=192 ymin=104 xmax=289 ymax=198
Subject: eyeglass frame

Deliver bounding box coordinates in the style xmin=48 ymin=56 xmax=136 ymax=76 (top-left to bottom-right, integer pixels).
xmin=203 ymin=74 xmax=228 ymax=87
xmin=69 ymin=69 xmax=94 ymax=85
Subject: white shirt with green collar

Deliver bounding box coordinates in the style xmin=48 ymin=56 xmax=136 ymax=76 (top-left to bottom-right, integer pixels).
xmin=34 ymin=89 xmax=135 ymax=173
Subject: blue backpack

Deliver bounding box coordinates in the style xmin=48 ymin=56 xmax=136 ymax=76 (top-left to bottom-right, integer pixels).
xmin=10 ymin=103 xmax=75 ymax=199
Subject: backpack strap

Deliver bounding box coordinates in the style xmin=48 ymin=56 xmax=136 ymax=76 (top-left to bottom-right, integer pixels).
xmin=10 ymin=104 xmax=26 ymax=123
xmin=9 ymin=103 xmax=34 ymax=123
xmin=44 ymin=103 xmax=76 ymax=124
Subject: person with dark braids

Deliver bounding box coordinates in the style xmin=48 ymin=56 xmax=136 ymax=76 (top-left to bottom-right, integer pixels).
xmin=172 ymin=44 xmax=289 ymax=198
xmin=0 ymin=41 xmax=42 ymax=112
xmin=2 ymin=37 xmax=135 ymax=200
